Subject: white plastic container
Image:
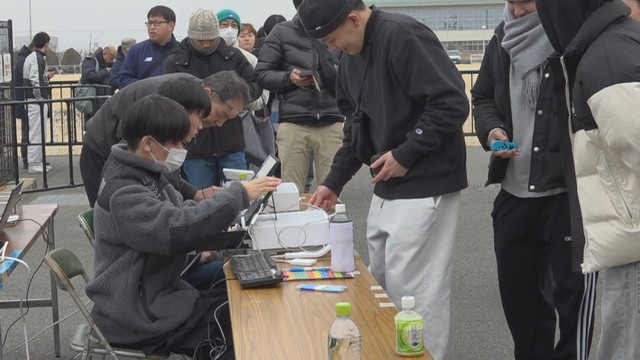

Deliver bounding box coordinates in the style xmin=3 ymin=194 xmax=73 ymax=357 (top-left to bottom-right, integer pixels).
xmin=329 ymin=204 xmax=355 ymax=272
xmin=251 ymin=209 xmax=329 ymax=250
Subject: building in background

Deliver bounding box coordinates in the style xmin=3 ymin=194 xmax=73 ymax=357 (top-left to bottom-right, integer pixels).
xmin=371 ymin=0 xmax=503 ymax=63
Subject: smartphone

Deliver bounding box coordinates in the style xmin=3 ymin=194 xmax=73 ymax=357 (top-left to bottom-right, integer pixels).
xmin=369 ymin=152 xmax=384 ymax=177
xmin=298 ymin=69 xmax=313 ymax=78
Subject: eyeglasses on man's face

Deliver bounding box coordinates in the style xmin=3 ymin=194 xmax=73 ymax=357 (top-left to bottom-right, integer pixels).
xmin=211 ymin=91 xmax=247 ymax=120
xmin=145 ymin=20 xmax=170 ymax=28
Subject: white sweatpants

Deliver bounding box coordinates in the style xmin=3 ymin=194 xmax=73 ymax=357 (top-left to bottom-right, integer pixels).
xmin=27 ymin=102 xmax=48 ymax=166
xmin=367 ymin=191 xmax=460 ymax=360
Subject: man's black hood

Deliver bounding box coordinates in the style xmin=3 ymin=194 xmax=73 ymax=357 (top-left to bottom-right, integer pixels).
xmin=535 ymin=0 xmax=614 ymax=53
xmin=18 ymin=45 xmax=32 ymax=58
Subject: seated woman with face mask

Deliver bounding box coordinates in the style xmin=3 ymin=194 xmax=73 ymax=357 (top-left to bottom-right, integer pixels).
xmin=86 ymin=94 xmax=280 ymax=358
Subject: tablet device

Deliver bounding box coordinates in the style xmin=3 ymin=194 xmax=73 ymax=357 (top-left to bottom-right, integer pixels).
xmin=253 ymin=154 xmax=280 ymax=180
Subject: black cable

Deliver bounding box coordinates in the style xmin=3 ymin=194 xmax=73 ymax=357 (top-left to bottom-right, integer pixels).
xmin=1 ymin=218 xmax=49 ymax=349
xmin=192 ymin=230 xmax=250 ymax=360
xmin=193 ymin=276 xmax=231 ymax=360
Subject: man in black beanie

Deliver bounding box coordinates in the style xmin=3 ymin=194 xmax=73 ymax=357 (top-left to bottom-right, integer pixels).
xmin=301 ymin=1 xmax=469 ymax=359
xmin=254 ymin=14 xmax=286 ymax=57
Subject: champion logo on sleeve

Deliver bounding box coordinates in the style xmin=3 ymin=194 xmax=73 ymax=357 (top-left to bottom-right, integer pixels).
xmin=144 ymin=57 xmax=153 ymax=62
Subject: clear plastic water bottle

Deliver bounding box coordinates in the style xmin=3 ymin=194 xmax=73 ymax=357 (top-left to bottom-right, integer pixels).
xmin=395 ymin=296 xmax=425 ymax=356
xmin=328 ymin=302 xmax=361 ymax=360
xmin=329 ymin=204 xmax=355 ymax=272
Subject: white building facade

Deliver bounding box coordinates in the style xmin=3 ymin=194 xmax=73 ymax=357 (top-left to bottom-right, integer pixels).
xmin=371 ymin=0 xmax=503 ymax=62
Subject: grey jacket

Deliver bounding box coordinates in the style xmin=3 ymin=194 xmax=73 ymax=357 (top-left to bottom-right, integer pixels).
xmin=85 ymin=144 xmax=249 ymax=344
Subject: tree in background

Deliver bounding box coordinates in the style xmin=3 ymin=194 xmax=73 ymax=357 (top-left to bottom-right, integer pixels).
xmin=45 ymin=47 xmax=59 ymax=68
xmin=61 ymin=48 xmax=81 ymax=66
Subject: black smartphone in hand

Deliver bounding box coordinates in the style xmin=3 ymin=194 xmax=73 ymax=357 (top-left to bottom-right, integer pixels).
xmin=298 ymin=69 xmax=313 ymax=78
xmin=369 ymin=152 xmax=384 ymax=177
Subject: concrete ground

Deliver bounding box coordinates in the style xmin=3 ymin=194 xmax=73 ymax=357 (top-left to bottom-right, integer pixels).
xmin=0 ymin=144 xmax=602 ymax=359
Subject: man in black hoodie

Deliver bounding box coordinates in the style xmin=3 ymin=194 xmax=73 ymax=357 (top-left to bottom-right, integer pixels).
xmin=536 ymin=0 xmax=640 ymax=358
xmin=300 ymin=1 xmax=468 ymax=358
xmin=472 ymin=1 xmax=592 ymax=359
xmin=13 ymin=44 xmax=32 ymax=169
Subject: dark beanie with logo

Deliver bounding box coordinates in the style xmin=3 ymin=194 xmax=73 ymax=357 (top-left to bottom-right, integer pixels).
xmin=298 ymin=0 xmax=358 ymax=38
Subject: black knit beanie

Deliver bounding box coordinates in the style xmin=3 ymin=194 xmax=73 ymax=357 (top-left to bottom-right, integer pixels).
xmin=298 ymin=0 xmax=358 ymax=38
xmin=263 ymin=14 xmax=287 ymax=35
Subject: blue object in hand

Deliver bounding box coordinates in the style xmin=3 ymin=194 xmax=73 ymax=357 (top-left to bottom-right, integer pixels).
xmin=491 ymin=140 xmax=518 ymax=151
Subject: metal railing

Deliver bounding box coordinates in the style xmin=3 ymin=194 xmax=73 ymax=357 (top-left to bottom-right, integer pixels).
xmin=460 ymin=69 xmax=479 ymax=137
xmin=0 ymin=81 xmax=110 ymax=192
xmin=0 ymin=70 xmax=481 ymax=192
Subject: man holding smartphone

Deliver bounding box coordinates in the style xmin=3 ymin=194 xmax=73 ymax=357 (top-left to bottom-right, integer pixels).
xmin=300 ymin=1 xmax=468 ymax=358
xmin=256 ymin=0 xmax=344 ymax=194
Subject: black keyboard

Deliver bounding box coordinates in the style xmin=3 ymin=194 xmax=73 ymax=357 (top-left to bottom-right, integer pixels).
xmin=230 ymin=252 xmax=283 ymax=288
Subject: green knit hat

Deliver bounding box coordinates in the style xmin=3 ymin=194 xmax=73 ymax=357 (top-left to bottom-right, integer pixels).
xmin=217 ymin=9 xmax=241 ymax=34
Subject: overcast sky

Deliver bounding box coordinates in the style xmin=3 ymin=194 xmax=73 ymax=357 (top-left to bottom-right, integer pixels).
xmin=4 ymin=0 xmax=298 ymax=51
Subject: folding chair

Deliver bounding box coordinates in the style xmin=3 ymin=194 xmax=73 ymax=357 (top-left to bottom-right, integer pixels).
xmin=77 ymin=209 xmax=94 ymax=247
xmin=44 ymin=248 xmax=169 ymax=360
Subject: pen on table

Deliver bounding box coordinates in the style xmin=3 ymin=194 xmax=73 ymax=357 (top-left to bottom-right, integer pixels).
xmin=288 ymin=266 xmax=331 ymax=272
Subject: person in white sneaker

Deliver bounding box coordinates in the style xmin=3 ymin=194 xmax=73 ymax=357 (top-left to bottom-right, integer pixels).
xmin=23 ymin=31 xmax=53 ymax=174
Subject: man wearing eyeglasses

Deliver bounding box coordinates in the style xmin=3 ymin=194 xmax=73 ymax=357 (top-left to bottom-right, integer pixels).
xmin=80 ymin=72 xmax=252 ymax=208
xmin=165 ymin=8 xmax=263 ymax=189
xmin=79 ymin=45 xmax=116 ymax=121
xmin=118 ymin=5 xmax=178 ymax=88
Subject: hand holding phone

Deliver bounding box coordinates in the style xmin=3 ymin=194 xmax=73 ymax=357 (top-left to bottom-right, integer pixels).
xmin=369 ymin=152 xmax=384 ymax=177
xmin=290 ymin=69 xmax=315 ymax=88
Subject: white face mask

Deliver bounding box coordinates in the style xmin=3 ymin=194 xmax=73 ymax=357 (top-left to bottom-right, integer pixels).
xmin=150 ymin=138 xmax=187 ymax=173
xmin=219 ymin=28 xmax=238 ymax=45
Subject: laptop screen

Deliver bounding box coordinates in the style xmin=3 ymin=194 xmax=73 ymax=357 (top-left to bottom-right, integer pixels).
xmin=0 ymin=182 xmax=23 ymax=232
xmin=242 ymin=155 xmax=280 ymax=226
xmin=253 ymin=154 xmax=279 ymax=180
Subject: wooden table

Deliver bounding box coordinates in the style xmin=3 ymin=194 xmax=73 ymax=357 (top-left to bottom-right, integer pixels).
xmin=225 ymin=256 xmax=433 ymax=359
xmin=0 ymin=204 xmax=60 ymax=359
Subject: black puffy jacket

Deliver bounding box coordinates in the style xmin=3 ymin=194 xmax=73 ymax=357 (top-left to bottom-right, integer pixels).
xmin=80 ymin=48 xmax=114 ymax=111
xmin=165 ymin=38 xmax=262 ymax=158
xmin=471 ymin=22 xmax=566 ymax=192
xmin=256 ymin=17 xmax=344 ymax=125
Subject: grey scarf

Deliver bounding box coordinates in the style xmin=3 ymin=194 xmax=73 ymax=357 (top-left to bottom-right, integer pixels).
xmin=501 ymin=5 xmax=555 ymax=110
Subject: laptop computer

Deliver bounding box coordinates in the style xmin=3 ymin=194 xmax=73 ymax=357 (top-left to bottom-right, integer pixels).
xmin=0 ymin=182 xmax=24 ymax=232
